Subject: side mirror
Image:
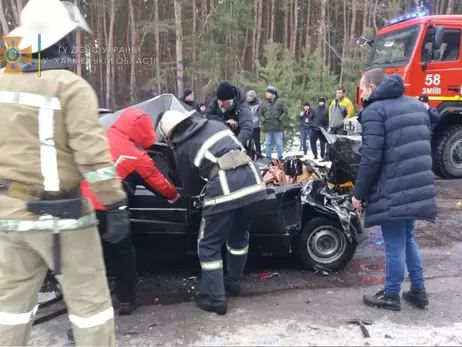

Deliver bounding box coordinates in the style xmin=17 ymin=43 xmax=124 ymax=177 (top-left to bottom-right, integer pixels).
xmin=356 ymin=36 xmax=373 ymax=47
xmin=433 ymin=26 xmax=444 ymax=50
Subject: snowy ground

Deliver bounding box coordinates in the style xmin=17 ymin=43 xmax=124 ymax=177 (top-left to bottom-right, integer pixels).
xmin=30 ymin=276 xmax=462 ymax=346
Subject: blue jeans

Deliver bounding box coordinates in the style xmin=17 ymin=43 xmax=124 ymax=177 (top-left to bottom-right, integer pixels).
xmin=301 ymin=128 xmax=311 ymax=155
xmin=381 ymin=219 xmax=425 ymax=296
xmin=264 ymin=131 xmax=283 ymax=160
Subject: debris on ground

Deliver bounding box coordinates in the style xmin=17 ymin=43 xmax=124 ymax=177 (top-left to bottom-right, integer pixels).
xmin=346 ymin=319 xmax=373 ymax=338
xmin=304 ymin=299 xmax=311 ymax=304
xmin=259 ymin=272 xmax=279 ymax=280
xmin=313 ymin=265 xmax=331 ymax=276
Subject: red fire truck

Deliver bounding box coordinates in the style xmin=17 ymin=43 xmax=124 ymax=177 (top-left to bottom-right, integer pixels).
xmin=358 ymin=11 xmax=462 ymax=178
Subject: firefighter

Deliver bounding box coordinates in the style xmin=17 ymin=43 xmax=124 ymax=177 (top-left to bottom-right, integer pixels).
xmin=158 ymin=110 xmax=267 ymax=315
xmin=0 ymin=0 xmax=128 ymax=346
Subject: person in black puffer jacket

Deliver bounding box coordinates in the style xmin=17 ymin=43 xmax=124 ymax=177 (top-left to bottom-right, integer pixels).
xmin=308 ymin=97 xmax=329 ymax=159
xmin=352 ymin=69 xmax=436 ymax=312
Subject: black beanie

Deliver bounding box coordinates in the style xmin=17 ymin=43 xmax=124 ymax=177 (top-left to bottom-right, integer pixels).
xmin=183 ymin=88 xmax=193 ymax=98
xmin=303 ymin=102 xmax=310 ymax=107
xmin=216 ymin=82 xmax=235 ymax=100
xmin=318 ymin=97 xmax=326 ymax=103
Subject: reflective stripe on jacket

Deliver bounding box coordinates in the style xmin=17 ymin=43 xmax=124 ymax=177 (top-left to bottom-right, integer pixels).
xmin=172 ymin=118 xmax=267 ymax=216
xmin=0 ymin=69 xmax=126 ymax=231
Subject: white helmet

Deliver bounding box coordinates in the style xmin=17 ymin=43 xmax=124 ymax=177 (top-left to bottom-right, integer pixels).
xmin=7 ymin=0 xmax=91 ymax=53
xmin=159 ymin=110 xmax=194 ymax=140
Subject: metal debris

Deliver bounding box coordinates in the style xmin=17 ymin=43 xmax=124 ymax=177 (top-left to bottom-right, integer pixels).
xmin=259 ymin=272 xmax=279 ymax=280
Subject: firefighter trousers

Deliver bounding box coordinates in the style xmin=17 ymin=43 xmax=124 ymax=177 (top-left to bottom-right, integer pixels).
xmin=198 ymin=204 xmax=255 ymax=304
xmin=0 ymin=227 xmax=115 ymax=347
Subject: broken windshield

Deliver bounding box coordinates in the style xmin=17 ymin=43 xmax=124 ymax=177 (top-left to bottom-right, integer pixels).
xmin=364 ymin=25 xmax=421 ymax=69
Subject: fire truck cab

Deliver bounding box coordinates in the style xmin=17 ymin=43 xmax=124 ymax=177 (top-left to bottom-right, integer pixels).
xmin=359 ymin=11 xmax=462 ymax=178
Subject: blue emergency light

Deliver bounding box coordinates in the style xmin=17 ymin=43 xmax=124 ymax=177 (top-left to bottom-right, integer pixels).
xmin=387 ymin=9 xmax=428 ymax=26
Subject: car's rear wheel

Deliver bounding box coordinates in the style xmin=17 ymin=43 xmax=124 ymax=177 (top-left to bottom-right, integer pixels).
xmin=295 ymin=216 xmax=357 ymax=271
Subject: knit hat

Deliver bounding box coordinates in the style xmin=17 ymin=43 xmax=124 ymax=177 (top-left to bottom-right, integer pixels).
xmin=419 ymin=94 xmax=429 ymax=103
xmin=216 ymin=81 xmax=235 ymax=100
xmin=318 ymin=96 xmax=326 ymax=103
xmin=266 ymin=85 xmax=277 ymax=96
xmin=303 ymin=102 xmax=310 ymax=107
xmin=183 ymin=88 xmax=193 ymax=98
xmin=247 ymin=90 xmax=257 ymax=98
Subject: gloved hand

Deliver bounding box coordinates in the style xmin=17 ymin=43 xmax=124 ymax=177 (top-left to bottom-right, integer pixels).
xmin=102 ymin=199 xmax=130 ymax=243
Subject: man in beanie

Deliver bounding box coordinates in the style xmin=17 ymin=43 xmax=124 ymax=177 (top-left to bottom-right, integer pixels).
xmin=247 ymin=90 xmax=262 ymax=154
xmin=299 ymin=102 xmax=312 ymax=156
xmin=180 ymin=88 xmax=202 ymax=114
xmin=260 ymin=85 xmax=288 ymax=160
xmin=308 ymin=97 xmax=329 ymax=160
xmin=206 ymin=81 xmax=253 ymax=146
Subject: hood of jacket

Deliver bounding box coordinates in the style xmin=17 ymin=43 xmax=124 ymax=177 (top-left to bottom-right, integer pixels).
xmin=248 ymin=97 xmax=260 ymax=106
xmin=364 ymin=74 xmax=405 ymax=107
xmin=112 ymin=107 xmax=156 ymax=149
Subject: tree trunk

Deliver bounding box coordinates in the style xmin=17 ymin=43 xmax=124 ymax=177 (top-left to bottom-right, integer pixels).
xmin=339 ymin=0 xmax=347 ymax=84
xmin=0 ymin=0 xmax=9 ymax=36
xmin=446 ymin=0 xmax=454 ymax=14
xmin=264 ymin=0 xmax=270 ymax=41
xmin=105 ymin=0 xmax=115 ymax=108
xmin=349 ymin=0 xmax=357 ymax=48
xmin=362 ymin=0 xmax=368 ymax=35
xmin=251 ymin=0 xmax=258 ymax=71
xmin=173 ymin=0 xmax=184 ymax=96
xmin=269 ymin=0 xmax=275 ymax=42
xmin=290 ymin=0 xmax=298 ymax=57
xmin=305 ymin=0 xmax=311 ymax=49
xmin=372 ymin=0 xmax=378 ymax=33
xmin=154 ymin=0 xmax=161 ymax=93
xmin=128 ymin=0 xmax=137 ymax=103
xmin=74 ymin=0 xmax=82 ymax=76
xmin=317 ymin=0 xmax=326 ymax=62
xmin=10 ymin=0 xmax=20 ymax=27
xmin=256 ymin=0 xmax=263 ymax=61
xmin=283 ymin=0 xmax=289 ymax=49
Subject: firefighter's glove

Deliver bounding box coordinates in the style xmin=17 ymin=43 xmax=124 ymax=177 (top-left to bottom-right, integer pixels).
xmin=102 ymin=199 xmax=131 ymax=243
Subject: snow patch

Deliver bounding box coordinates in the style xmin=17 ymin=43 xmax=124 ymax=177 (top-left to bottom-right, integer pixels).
xmin=193 ymin=319 xmax=462 ymax=346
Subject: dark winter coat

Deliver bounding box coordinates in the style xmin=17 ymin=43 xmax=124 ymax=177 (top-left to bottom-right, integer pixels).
xmin=180 ymin=98 xmax=202 ymax=114
xmin=427 ymin=107 xmax=439 ymax=127
xmin=260 ymin=97 xmax=288 ymax=132
xmin=353 ymin=74 xmax=436 ymax=228
xmin=170 ymin=116 xmax=267 ymax=216
xmin=248 ymin=97 xmax=261 ymax=128
xmin=308 ymin=106 xmax=329 ymax=129
xmin=205 ymin=85 xmax=253 ymax=145
xmin=300 ymin=109 xmax=312 ymax=129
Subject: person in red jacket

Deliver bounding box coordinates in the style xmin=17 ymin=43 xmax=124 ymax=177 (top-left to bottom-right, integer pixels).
xmin=81 ymin=107 xmax=178 ymax=315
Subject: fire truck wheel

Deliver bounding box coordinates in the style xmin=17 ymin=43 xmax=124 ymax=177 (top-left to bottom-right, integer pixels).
xmin=433 ymin=124 xmax=462 ymax=179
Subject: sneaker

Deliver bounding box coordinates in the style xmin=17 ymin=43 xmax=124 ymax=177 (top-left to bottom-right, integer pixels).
xmin=118 ymin=302 xmax=138 ymax=316
xmin=67 ymin=328 xmax=75 ymax=345
xmin=195 ymin=294 xmax=227 ymax=315
xmin=402 ymin=288 xmax=429 ymax=308
xmin=225 ymin=281 xmax=241 ymax=297
xmin=363 ymin=289 xmax=401 ymax=311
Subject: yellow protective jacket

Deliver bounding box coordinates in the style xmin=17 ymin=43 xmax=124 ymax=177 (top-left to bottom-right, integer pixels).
xmin=328 ymin=97 xmax=356 ymax=120
xmin=0 ymin=68 xmax=126 ymax=231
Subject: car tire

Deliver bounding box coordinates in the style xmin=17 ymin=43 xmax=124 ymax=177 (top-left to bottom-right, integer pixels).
xmin=433 ymin=124 xmax=462 ymax=179
xmin=295 ymin=216 xmax=357 ymax=271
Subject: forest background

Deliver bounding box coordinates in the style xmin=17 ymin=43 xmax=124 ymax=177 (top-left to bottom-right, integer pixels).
xmin=1 ymin=0 xmax=460 ymax=147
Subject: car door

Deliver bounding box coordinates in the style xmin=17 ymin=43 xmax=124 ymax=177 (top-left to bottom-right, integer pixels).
xmin=249 ymin=183 xmax=303 ymax=254
xmin=417 ymin=25 xmax=461 ymax=104
xmin=129 ymin=143 xmax=199 ymax=254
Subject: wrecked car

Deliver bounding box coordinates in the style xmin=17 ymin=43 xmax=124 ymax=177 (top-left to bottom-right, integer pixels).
xmin=99 ymin=94 xmax=366 ymax=271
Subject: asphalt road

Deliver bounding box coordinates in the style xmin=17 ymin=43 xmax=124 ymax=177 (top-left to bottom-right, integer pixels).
xmin=31 ymin=178 xmax=462 ymax=345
